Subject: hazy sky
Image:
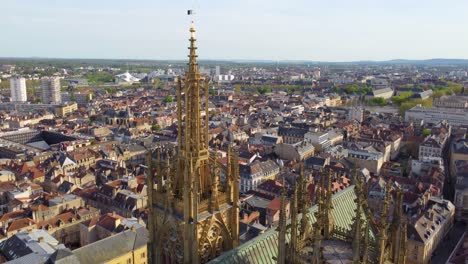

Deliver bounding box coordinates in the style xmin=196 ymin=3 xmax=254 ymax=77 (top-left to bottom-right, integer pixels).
xmin=2 ymin=0 xmax=468 ymax=61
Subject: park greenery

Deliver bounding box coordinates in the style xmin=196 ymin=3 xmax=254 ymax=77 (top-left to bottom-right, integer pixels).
xmin=342 ymin=84 xmax=373 ymax=95
xmin=391 ymin=91 xmax=414 ymax=105
xmin=366 ymin=97 xmax=387 ymax=106
xmin=394 ymin=81 xmax=463 ymax=115
xmin=257 ymin=87 xmax=272 ymax=94
xmin=84 ymin=71 xmax=114 ymax=84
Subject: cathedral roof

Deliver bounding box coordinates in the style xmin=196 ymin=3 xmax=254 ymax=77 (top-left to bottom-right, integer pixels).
xmin=209 ymin=185 xmax=371 ymax=264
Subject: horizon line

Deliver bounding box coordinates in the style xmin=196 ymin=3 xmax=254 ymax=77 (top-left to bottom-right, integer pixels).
xmin=1 ymin=56 xmax=468 ymax=64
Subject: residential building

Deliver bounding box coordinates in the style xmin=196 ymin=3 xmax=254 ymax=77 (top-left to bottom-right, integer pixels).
xmin=274 ymin=141 xmax=315 ymax=161
xmin=278 ymin=126 xmax=308 ymax=144
xmin=0 ymin=229 xmax=71 ymax=263
xmin=347 ymin=106 xmax=363 ymax=122
xmin=54 ymin=102 xmax=78 ymax=117
xmin=240 ymin=160 xmax=280 ymax=192
xmin=73 ymin=91 xmax=93 ymax=106
xmin=304 ymin=130 xmax=331 ymax=151
xmin=450 ymin=138 xmax=468 ymax=182
xmin=419 ymin=122 xmax=451 ymax=161
xmin=347 ymin=148 xmax=384 ymax=174
xmin=9 ymin=76 xmax=27 ymax=102
xmin=266 ymin=197 xmax=289 ymax=227
xmin=407 ymin=197 xmax=455 ymax=264
xmin=41 ymin=77 xmax=61 ymax=104
xmin=453 ymin=163 xmax=468 ymax=223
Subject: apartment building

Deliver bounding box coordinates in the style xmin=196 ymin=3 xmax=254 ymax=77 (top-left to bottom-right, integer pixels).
xmin=41 ymin=76 xmax=61 ymax=104
xmin=10 ymin=76 xmax=27 ymax=102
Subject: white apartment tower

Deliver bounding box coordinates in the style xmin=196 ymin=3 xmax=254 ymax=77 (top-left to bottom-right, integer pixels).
xmin=41 ymin=77 xmax=61 ymax=104
xmin=10 ymin=76 xmax=27 ymax=102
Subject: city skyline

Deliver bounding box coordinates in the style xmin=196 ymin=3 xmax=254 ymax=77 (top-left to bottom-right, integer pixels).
xmin=2 ymin=0 xmax=468 ymax=62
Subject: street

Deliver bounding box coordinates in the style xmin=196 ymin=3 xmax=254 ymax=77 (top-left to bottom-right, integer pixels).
xmin=431 ymin=221 xmax=466 ymax=264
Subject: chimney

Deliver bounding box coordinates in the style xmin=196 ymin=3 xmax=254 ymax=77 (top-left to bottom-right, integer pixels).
xmin=38 ymin=236 xmax=44 ymax=243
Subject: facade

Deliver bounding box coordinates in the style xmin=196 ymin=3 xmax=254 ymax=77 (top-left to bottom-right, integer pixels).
xmin=9 ymin=76 xmax=27 ymax=102
xmin=453 ymin=168 xmax=468 ymax=224
xmin=450 ymin=138 xmax=468 ymax=182
xmin=304 ymin=130 xmax=331 ymax=151
xmin=41 ymin=76 xmax=61 ymax=104
xmin=73 ymin=91 xmax=93 ymax=106
xmin=274 ymin=142 xmax=315 ymax=161
xmin=278 ymin=126 xmax=308 ymax=144
xmin=405 ymin=105 xmax=468 ymax=127
xmin=419 ymin=122 xmax=450 ymax=161
xmin=347 ymin=148 xmax=384 ymax=174
xmin=347 ymin=106 xmax=363 ymax=122
xmin=239 ymin=160 xmax=280 ymax=192
xmin=147 ymin=22 xmax=240 ymax=264
xmin=419 ymin=137 xmax=445 ymax=161
xmin=433 ymin=95 xmax=468 ymax=109
xmin=54 ymin=102 xmax=78 ymax=117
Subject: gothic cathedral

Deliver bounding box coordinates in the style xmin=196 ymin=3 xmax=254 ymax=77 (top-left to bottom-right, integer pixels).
xmin=146 ymin=22 xmax=240 ymax=264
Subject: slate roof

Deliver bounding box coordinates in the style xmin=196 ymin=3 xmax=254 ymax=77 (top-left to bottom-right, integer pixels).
xmin=209 ymin=185 xmax=369 ymax=264
xmin=0 ymin=230 xmax=63 ymax=263
xmin=47 ymin=248 xmax=80 ymax=264
xmin=261 ymin=135 xmax=281 ymax=145
xmin=305 ymin=156 xmax=326 ymax=168
xmin=0 ymin=235 xmax=33 ymax=260
xmin=278 ymin=127 xmax=308 ymax=138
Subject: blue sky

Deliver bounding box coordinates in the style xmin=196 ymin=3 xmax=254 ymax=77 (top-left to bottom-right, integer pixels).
xmin=2 ymin=0 xmax=467 ymax=61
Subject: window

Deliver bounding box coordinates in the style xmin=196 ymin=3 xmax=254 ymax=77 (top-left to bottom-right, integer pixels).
xmin=127 ymin=258 xmax=131 ymax=264
xmin=141 ymin=252 xmax=146 ymax=258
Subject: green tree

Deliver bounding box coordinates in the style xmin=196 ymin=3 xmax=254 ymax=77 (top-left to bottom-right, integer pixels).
xmin=153 ymin=78 xmax=160 ymax=88
xmin=399 ymin=98 xmax=432 ymax=116
xmin=164 ymin=96 xmax=173 ymax=103
xmin=422 ymin=128 xmax=431 ymax=137
xmin=234 ymin=84 xmax=241 ymax=95
xmin=432 ymin=90 xmax=446 ymax=98
xmin=344 ymin=84 xmax=359 ymax=94
xmin=367 ymin=97 xmax=387 ymax=106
